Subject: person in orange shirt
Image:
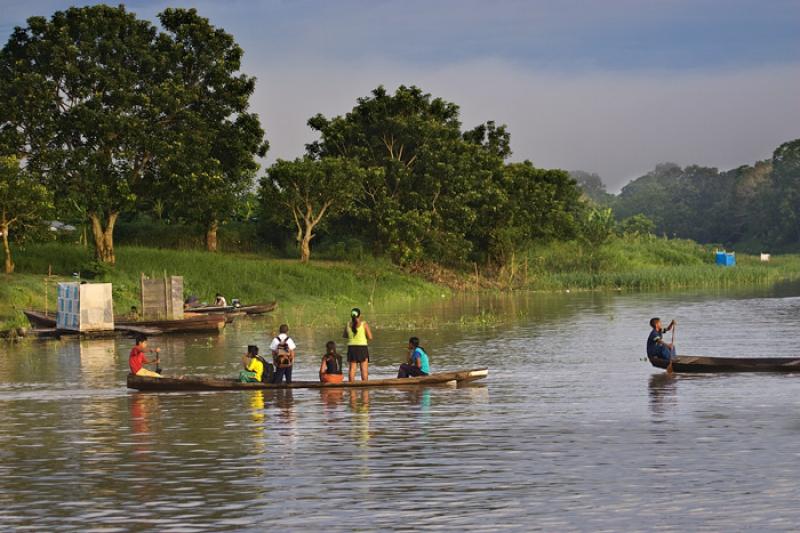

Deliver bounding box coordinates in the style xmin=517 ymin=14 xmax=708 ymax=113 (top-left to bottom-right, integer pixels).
xmin=129 ymin=335 xmax=162 ymax=378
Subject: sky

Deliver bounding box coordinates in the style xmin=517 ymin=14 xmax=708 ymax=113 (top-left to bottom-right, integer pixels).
xmin=2 ymin=0 xmax=799 ymax=190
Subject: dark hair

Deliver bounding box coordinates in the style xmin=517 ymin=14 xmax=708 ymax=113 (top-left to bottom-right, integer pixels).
xmin=649 ymin=317 xmax=660 ymax=328
xmin=409 ymin=336 xmax=420 ymax=348
xmin=247 ymin=345 xmax=259 ymax=356
xmin=216 ymin=293 xmax=222 ymax=297
xmin=325 ymin=341 xmax=337 ymax=355
xmin=279 ymin=324 xmax=289 ymax=334
xmin=350 ymin=308 xmax=361 ymax=335
xmin=135 ymin=334 xmax=148 ymax=345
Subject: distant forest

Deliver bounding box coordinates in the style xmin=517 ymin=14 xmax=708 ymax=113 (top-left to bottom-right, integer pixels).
xmin=571 ymin=138 xmax=800 ymax=252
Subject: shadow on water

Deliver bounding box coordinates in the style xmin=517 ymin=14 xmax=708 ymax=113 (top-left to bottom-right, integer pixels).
xmin=648 ymin=373 xmax=678 ymax=417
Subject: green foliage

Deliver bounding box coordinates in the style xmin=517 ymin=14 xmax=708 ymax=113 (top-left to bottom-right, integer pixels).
xmin=0 ymin=5 xmax=266 ymax=261
xmin=570 ymin=170 xmax=614 ymax=205
xmin=261 ymin=157 xmax=363 ymax=262
xmin=0 ymin=156 xmax=53 ymax=273
xmin=580 ymin=207 xmax=616 ymax=248
xmin=617 ymin=213 xmax=655 ymax=237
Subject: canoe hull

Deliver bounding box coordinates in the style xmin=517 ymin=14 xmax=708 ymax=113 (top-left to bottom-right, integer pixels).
xmin=649 ymin=355 xmax=800 ymax=373
xmin=127 ymin=368 xmax=488 ymax=392
xmin=185 ymin=302 xmax=277 ymax=316
xmin=24 ymin=310 xmax=225 ymax=335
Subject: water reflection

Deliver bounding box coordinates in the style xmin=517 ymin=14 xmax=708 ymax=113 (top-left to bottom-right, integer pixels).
xmin=648 ymin=373 xmax=678 ymax=417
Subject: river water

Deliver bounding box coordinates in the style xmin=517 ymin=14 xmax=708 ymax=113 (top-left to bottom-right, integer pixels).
xmin=2 ymin=283 xmax=800 ymax=531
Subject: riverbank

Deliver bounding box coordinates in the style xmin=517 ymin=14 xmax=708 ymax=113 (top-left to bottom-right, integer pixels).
xmin=4 ymin=239 xmax=800 ymax=334
xmin=1 ymin=243 xmax=444 ymax=333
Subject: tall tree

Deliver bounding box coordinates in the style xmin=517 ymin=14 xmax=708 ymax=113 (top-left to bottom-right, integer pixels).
xmin=0 ymin=6 xmax=266 ymax=261
xmin=772 ymin=139 xmax=800 ymax=244
xmin=0 ymin=6 xmax=164 ymax=264
xmin=261 ymin=157 xmax=363 ymax=262
xmin=0 ymin=156 xmax=53 ymax=273
xmin=306 ymin=85 xmax=508 ymax=265
xmin=151 ymin=8 xmax=267 ymax=252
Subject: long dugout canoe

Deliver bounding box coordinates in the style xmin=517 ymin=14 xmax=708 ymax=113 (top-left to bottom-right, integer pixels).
xmin=127 ymin=368 xmax=489 ymax=392
xmin=24 ymin=309 xmax=226 ymax=334
xmin=649 ymin=355 xmax=800 ymax=373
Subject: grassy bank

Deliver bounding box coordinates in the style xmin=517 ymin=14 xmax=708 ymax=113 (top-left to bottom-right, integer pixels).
xmin=1 ymin=243 xmax=444 ymax=332
xmin=522 ymin=236 xmax=800 ymax=290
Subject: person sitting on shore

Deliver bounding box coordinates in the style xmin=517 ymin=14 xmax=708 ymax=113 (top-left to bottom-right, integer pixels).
xmin=398 ymin=336 xmax=430 ymax=378
xmin=214 ymin=293 xmax=227 ymax=307
xmin=271 ymin=324 xmax=296 ymax=384
xmin=129 ymin=335 xmax=162 ymax=378
xmin=319 ymin=341 xmax=344 ymax=384
xmin=240 ymin=345 xmax=264 ymax=383
xmin=647 ymin=317 xmax=677 ymax=371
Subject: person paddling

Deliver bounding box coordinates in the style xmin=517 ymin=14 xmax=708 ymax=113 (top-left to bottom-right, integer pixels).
xmin=344 ymin=308 xmax=372 ymax=382
xmin=129 ymin=334 xmax=162 ymax=378
xmin=647 ymin=317 xmax=677 ymax=373
xmin=397 ymin=336 xmax=430 ymax=378
xmin=319 ymin=341 xmax=344 ymax=384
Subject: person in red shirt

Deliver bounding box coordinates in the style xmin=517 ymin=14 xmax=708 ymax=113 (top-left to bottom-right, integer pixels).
xmin=129 ymin=335 xmax=162 ymax=378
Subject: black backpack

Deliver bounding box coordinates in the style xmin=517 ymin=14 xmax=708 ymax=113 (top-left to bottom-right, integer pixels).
xmin=255 ymin=355 xmax=274 ymax=383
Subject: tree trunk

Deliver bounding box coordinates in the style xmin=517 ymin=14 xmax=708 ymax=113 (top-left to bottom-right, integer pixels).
xmin=89 ymin=212 xmax=118 ymax=265
xmin=1 ymin=222 xmax=13 ymax=274
xmin=206 ymin=220 xmax=218 ymax=252
xmin=300 ymin=229 xmax=312 ymax=263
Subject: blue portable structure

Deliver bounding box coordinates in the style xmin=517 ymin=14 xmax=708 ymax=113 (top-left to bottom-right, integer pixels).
xmin=715 ymin=251 xmax=735 ymax=267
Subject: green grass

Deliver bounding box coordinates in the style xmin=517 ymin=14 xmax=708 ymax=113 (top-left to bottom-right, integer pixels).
xmin=522 ymin=236 xmax=800 ymax=290
xmin=2 ymin=243 xmax=444 ymax=332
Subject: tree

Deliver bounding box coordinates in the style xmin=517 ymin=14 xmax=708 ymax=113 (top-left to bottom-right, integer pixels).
xmin=580 ymin=207 xmax=616 ymax=273
xmin=570 ymin=170 xmax=613 ymax=205
xmin=771 ymin=139 xmax=800 ymax=244
xmin=617 ymin=214 xmax=655 ymax=237
xmin=0 ymin=6 xmax=164 ymax=264
xmin=0 ymin=156 xmax=53 ymax=273
xmin=150 ymin=8 xmax=268 ymax=252
xmin=306 ymin=85 xmax=508 ymax=265
xmin=261 ymin=157 xmax=364 ymax=262
xmin=0 ymin=6 xmax=266 ymax=261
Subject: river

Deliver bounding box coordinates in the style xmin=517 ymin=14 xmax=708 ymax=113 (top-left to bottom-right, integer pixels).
xmin=2 ymin=283 xmax=800 ymax=531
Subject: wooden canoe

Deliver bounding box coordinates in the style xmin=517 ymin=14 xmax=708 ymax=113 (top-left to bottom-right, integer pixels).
xmin=24 ymin=310 xmax=225 ymax=335
xmin=127 ymin=367 xmax=488 ymax=392
xmin=185 ymin=301 xmax=277 ymax=316
xmin=649 ymin=355 xmax=800 ymax=373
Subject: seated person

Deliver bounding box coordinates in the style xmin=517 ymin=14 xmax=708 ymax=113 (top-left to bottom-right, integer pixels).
xmin=271 ymin=324 xmax=297 ymax=384
xmin=129 ymin=335 xmax=162 ymax=378
xmin=184 ymin=295 xmax=200 ymax=309
xmin=398 ymin=337 xmax=430 ymax=378
xmin=240 ymin=345 xmax=264 ymax=383
xmin=319 ymin=341 xmax=344 ymax=384
xmin=214 ymin=293 xmax=227 ymax=307
xmin=647 ymin=317 xmax=677 ymax=361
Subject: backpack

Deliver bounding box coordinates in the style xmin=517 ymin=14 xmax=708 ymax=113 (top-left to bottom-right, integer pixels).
xmin=273 ymin=335 xmax=293 ymax=368
xmin=254 ymin=355 xmax=274 ymax=383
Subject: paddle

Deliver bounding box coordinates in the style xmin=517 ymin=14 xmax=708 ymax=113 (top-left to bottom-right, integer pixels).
xmin=666 ymin=321 xmax=676 ymax=376
xmin=154 ymin=347 xmax=162 ymax=375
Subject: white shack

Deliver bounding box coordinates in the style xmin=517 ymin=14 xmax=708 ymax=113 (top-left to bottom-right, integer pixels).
xmin=56 ymin=282 xmax=114 ymax=332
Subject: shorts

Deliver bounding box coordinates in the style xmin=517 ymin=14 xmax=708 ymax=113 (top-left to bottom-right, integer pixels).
xmin=321 ymin=373 xmax=344 ymax=384
xmin=347 ymin=345 xmax=370 ymax=363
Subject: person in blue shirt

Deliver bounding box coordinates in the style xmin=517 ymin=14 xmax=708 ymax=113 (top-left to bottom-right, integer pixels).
xmin=647 ymin=317 xmax=677 ymax=370
xmin=398 ymin=337 xmax=430 ymax=378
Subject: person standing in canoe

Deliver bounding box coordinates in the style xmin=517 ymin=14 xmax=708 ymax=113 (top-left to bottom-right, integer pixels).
xmin=270 ymin=324 xmax=297 ymax=384
xmin=129 ymin=335 xmax=162 ymax=378
xmin=344 ymin=308 xmax=372 ymax=382
xmin=647 ymin=317 xmax=677 ymax=371
xmin=397 ymin=336 xmax=430 ymax=378
xmin=240 ymin=345 xmax=265 ymax=383
xmin=319 ymin=341 xmax=344 ymax=383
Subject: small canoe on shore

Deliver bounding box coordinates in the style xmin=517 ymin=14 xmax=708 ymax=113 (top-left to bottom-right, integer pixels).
xmin=649 ymin=355 xmax=800 ymax=373
xmin=186 ymin=301 xmax=277 ymax=316
xmin=127 ymin=368 xmax=488 ymax=392
xmin=24 ymin=310 xmax=226 ymax=335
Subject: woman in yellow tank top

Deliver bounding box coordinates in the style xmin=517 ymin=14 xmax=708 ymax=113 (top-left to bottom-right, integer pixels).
xmin=343 ymin=307 xmax=373 ymax=381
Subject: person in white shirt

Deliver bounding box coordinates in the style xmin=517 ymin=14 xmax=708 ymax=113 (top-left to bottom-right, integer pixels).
xmin=270 ymin=324 xmax=297 ymax=383
xmin=214 ymin=293 xmax=227 ymax=307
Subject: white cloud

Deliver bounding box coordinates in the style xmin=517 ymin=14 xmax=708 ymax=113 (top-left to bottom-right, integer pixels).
xmin=250 ymin=58 xmax=800 ymax=190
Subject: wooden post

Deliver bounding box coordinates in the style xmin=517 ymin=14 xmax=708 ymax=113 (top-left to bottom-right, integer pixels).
xmin=163 ymin=270 xmax=170 ymax=319
xmin=140 ymin=273 xmax=145 ymax=319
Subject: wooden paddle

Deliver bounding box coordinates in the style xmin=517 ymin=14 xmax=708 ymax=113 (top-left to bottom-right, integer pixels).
xmin=666 ymin=321 xmax=676 ymax=376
